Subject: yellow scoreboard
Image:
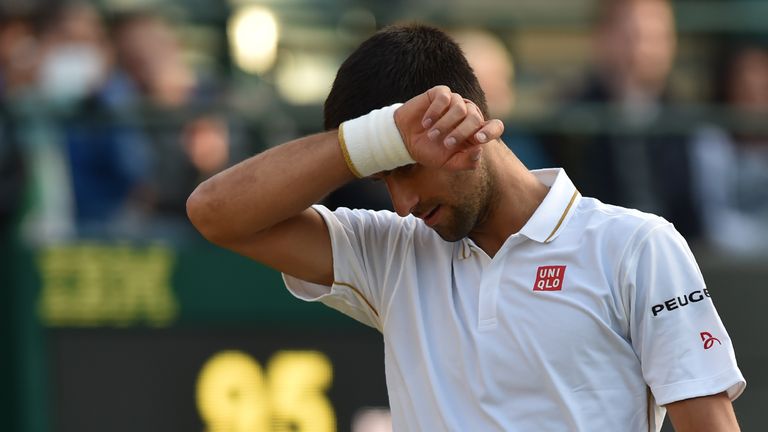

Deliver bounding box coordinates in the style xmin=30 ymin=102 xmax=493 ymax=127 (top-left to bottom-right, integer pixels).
xmin=12 ymin=241 xmax=388 ymax=432
xmin=49 ymin=328 xmax=386 ymax=432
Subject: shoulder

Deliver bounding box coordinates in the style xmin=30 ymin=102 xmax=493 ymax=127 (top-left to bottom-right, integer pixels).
xmin=574 ymin=197 xmax=671 ymax=241
xmin=569 ymin=198 xmax=700 ymax=292
xmin=315 ymin=205 xmax=444 ymax=246
xmin=319 ymin=205 xmax=415 ymax=232
xmin=567 ymin=197 xmax=681 ymax=269
xmin=576 ymin=199 xmax=700 ymax=278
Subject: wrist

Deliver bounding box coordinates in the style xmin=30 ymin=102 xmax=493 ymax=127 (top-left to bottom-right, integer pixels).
xmin=338 ymin=103 xmax=415 ymax=178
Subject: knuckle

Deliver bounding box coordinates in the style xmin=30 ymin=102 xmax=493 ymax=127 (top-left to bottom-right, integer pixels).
xmin=452 ymin=96 xmax=467 ymax=115
xmin=463 ymin=118 xmax=476 ymax=131
xmin=474 ymin=104 xmax=485 ymax=119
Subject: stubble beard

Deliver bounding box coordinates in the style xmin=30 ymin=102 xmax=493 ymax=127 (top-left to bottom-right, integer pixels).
xmin=432 ymin=162 xmax=497 ymax=242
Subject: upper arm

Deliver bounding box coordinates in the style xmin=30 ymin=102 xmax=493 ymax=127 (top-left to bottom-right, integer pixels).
xmin=223 ymin=207 xmax=335 ymax=286
xmin=624 ymin=222 xmax=745 ymax=405
xmin=666 ymin=392 xmax=740 ymax=432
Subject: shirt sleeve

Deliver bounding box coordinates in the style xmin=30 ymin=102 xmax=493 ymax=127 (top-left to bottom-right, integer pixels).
xmin=282 ymin=204 xmax=416 ymax=331
xmin=624 ymin=222 xmax=746 ymax=406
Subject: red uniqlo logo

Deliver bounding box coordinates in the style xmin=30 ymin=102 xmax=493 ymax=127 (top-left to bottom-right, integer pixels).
xmin=533 ymin=265 xmax=566 ymax=291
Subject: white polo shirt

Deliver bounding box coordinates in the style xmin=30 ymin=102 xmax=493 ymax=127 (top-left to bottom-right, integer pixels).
xmin=283 ymin=168 xmax=745 ymax=431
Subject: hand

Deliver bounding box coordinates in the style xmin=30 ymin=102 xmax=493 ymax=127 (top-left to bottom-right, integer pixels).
xmin=394 ymin=85 xmax=504 ymax=170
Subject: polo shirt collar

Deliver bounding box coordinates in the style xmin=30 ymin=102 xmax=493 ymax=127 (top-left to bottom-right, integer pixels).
xmin=519 ymin=168 xmax=581 ymax=244
xmin=458 ymin=169 xmax=581 ymax=260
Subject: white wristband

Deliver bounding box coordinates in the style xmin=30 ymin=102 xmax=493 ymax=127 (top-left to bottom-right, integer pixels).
xmin=338 ymin=103 xmax=415 ymax=178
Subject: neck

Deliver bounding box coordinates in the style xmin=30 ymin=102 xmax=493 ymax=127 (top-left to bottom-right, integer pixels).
xmin=469 ymin=143 xmax=549 ymax=257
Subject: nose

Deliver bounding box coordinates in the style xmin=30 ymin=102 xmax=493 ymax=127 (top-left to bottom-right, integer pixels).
xmin=385 ymin=177 xmax=418 ymax=217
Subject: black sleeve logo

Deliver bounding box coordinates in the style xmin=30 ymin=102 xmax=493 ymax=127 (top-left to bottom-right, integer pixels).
xmin=651 ymin=289 xmax=711 ymax=317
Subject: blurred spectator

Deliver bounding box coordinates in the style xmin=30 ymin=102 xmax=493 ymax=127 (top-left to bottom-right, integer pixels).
xmin=0 ymin=14 xmax=39 ymax=99
xmin=31 ymin=2 xmax=150 ymax=235
xmin=109 ymin=11 xmax=196 ymax=109
xmin=109 ymin=11 xmax=244 ymax=229
xmin=0 ymin=11 xmax=77 ymax=243
xmin=3 ymin=4 xmax=246 ymax=239
xmin=552 ymin=0 xmax=700 ymax=237
xmin=37 ymin=2 xmax=111 ymax=108
xmin=0 ymin=15 xmax=30 ymax=233
xmin=689 ymin=45 xmax=768 ymax=255
xmin=452 ymin=29 xmax=552 ymax=169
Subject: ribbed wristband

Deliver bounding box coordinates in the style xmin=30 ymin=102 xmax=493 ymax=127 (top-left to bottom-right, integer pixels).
xmin=338 ymin=103 xmax=415 ymax=178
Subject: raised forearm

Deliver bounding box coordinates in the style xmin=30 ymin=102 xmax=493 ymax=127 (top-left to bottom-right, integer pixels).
xmin=187 ymin=85 xmax=503 ymax=249
xmin=187 ymin=131 xmax=353 ymax=245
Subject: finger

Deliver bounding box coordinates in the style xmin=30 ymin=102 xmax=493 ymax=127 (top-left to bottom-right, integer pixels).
xmin=427 ymin=93 xmax=467 ymax=143
xmin=442 ymin=103 xmax=485 ymax=149
xmin=474 ymin=119 xmax=505 ymax=143
xmin=421 ymin=86 xmax=452 ymax=129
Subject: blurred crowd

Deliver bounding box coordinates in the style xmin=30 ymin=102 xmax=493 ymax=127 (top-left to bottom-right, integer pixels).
xmin=553 ymin=0 xmax=768 ymax=256
xmin=0 ymin=1 xmax=258 ymax=242
xmin=0 ymin=0 xmax=767 ymax=256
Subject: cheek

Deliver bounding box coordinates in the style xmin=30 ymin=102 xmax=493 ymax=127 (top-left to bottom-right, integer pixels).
xmin=441 ymin=176 xmax=478 ymax=214
xmin=407 ymin=170 xmax=452 ymax=199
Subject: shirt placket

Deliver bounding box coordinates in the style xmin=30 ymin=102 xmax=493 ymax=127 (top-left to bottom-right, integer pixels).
xmin=477 ymin=234 xmax=527 ymax=331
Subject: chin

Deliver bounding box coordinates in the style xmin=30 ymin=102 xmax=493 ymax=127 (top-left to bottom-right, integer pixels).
xmin=434 ymin=230 xmax=464 ymax=243
xmin=430 ymin=206 xmax=477 ymax=242
xmin=432 ymin=223 xmax=472 ymax=243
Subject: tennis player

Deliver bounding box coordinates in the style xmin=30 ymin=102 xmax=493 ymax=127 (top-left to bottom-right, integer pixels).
xmin=188 ymin=25 xmax=745 ymax=431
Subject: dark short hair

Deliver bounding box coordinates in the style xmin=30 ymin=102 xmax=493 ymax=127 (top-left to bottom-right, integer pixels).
xmin=324 ymin=24 xmax=489 ymax=130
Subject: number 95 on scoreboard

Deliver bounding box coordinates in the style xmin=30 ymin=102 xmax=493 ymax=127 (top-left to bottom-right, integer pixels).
xmin=48 ymin=328 xmax=389 ymax=432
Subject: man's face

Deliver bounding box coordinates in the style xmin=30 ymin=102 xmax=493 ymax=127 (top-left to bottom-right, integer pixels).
xmin=377 ymin=159 xmax=495 ymax=242
xmin=728 ymin=49 xmax=768 ymax=110
xmin=598 ymin=0 xmax=676 ymax=91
